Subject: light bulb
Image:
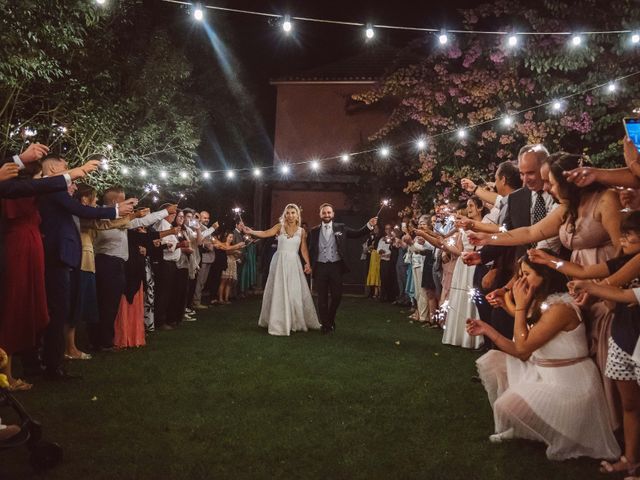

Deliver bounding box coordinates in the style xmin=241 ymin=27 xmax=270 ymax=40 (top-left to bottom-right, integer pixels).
xmin=507 ymin=35 xmax=518 ymax=47
xmin=226 ymin=170 xmax=235 ymax=179
xmin=194 ymin=8 xmax=204 ymax=21
xmin=253 ymin=168 xmax=262 ymax=177
xmin=341 ymin=154 xmax=350 ymax=162
xmin=365 ymin=27 xmax=374 ymax=39
xmin=571 ymin=35 xmax=582 ymax=46
xmin=438 ymin=34 xmax=448 ymax=45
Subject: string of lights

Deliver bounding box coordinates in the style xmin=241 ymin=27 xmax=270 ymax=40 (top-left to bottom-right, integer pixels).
xmin=108 ymin=68 xmax=640 ymax=181
xmin=155 ymin=0 xmax=640 ymax=45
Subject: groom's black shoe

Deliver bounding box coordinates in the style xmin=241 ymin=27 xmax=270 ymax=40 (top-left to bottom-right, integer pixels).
xmin=321 ymin=325 xmax=334 ymax=335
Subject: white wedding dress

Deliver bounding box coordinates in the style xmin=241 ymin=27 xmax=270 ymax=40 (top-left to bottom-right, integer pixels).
xmin=258 ymin=226 xmax=321 ymax=336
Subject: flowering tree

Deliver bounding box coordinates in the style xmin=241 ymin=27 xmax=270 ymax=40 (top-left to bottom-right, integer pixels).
xmin=353 ymin=0 xmax=640 ymax=212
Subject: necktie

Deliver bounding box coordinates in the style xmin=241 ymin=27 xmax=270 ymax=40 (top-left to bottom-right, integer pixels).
xmin=533 ymin=191 xmax=547 ymax=225
xmin=323 ymin=224 xmax=331 ymax=240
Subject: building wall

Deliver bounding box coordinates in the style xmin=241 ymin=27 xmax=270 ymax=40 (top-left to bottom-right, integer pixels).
xmin=270 ymin=189 xmax=349 ymax=226
xmin=272 ymin=82 xmax=389 ymax=165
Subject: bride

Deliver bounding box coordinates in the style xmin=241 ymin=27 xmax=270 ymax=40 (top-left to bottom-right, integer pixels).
xmin=243 ymin=204 xmax=321 ymax=336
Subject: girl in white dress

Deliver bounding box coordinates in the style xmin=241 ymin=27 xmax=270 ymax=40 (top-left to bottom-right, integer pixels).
xmin=466 ymin=253 xmax=620 ymax=461
xmin=243 ymin=204 xmax=321 ymax=336
xmin=441 ymin=197 xmax=486 ymax=349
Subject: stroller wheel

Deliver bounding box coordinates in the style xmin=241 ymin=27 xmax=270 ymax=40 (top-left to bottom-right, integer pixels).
xmin=29 ymin=441 xmax=63 ymax=471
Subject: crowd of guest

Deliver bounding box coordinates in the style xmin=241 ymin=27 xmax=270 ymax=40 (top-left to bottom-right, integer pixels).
xmin=0 ymin=144 xmax=259 ymax=400
xmin=361 ymin=135 xmax=640 ymax=477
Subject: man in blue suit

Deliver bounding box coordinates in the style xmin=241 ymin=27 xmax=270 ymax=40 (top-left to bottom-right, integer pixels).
xmin=37 ymin=154 xmax=137 ymax=380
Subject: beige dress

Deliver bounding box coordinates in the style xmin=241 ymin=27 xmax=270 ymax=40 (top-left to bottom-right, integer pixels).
xmin=558 ymin=189 xmax=619 ymax=429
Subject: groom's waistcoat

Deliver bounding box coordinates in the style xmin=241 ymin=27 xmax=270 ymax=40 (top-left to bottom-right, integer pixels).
xmin=317 ymin=225 xmax=341 ymax=263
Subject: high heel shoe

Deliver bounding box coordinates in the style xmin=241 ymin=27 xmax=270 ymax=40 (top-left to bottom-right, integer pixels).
xmin=489 ymin=428 xmax=514 ymax=443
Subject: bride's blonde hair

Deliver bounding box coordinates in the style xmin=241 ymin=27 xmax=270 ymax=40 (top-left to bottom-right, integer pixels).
xmin=279 ymin=203 xmax=302 ymax=227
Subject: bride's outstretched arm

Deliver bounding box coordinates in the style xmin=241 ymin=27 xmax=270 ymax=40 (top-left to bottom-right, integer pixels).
xmin=245 ymin=223 xmax=281 ymax=239
xmin=300 ymin=229 xmax=312 ymax=274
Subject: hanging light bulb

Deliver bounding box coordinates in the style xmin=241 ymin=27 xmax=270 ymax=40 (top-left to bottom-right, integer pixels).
xmin=438 ymin=31 xmax=448 ymax=45
xmin=379 ymin=147 xmax=390 ymax=158
xmin=365 ymin=25 xmax=374 ymax=39
xmin=180 ymin=171 xmax=188 ymax=179
xmin=552 ymin=100 xmax=563 ymax=111
xmin=253 ymin=168 xmax=262 ymax=177
xmin=632 ymin=33 xmax=640 ymax=44
xmin=607 ymin=82 xmax=617 ymax=93
xmin=416 ymin=139 xmax=427 ymax=150
xmin=280 ymin=164 xmax=290 ymax=174
xmin=95 ymin=0 xmax=106 ymax=4
xmin=502 ymin=116 xmax=513 ymax=127
xmin=571 ymin=34 xmax=582 ymax=46
xmin=507 ymin=34 xmax=518 ymax=47
xmin=139 ymin=169 xmax=147 ymax=178
xmin=341 ymin=154 xmax=350 ymax=163
xmin=226 ymin=170 xmax=236 ymax=179
xmin=457 ymin=129 xmax=467 ymax=139
xmin=203 ymin=171 xmax=211 ymax=179
xmin=160 ymin=170 xmax=168 ymax=179
xmin=310 ymin=160 xmax=320 ymax=171
xmin=121 ymin=167 xmax=130 ymax=175
xmin=282 ymin=15 xmax=292 ymax=33
xmin=193 ymin=6 xmax=204 ymax=21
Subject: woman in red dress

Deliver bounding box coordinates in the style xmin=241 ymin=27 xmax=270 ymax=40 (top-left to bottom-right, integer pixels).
xmin=0 ymin=193 xmax=49 ymax=391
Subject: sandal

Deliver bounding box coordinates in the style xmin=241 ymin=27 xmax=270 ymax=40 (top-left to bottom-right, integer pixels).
xmin=600 ymin=457 xmax=640 ymax=475
xmin=64 ymin=352 xmax=92 ymax=360
xmin=8 ymin=379 xmax=32 ymax=392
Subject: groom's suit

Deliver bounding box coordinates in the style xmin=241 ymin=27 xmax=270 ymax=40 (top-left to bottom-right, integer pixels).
xmin=308 ymin=221 xmax=371 ymax=331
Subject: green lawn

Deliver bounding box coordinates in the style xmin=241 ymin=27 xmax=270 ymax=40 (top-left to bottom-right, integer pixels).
xmin=1 ymin=297 xmax=603 ymax=479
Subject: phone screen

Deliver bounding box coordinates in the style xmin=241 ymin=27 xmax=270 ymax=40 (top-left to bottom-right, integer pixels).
xmin=624 ymin=118 xmax=640 ymax=151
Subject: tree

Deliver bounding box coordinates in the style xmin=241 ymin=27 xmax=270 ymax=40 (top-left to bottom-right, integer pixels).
xmin=352 ymin=0 xmax=640 ymax=212
xmin=0 ymin=0 xmax=206 ymax=199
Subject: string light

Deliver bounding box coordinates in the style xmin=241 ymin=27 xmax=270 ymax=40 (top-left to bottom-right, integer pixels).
xmin=571 ymin=34 xmax=583 ymax=46
xmin=121 ymin=167 xmax=130 ymax=175
xmin=457 ymin=129 xmax=467 ymax=139
xmin=379 ymin=146 xmax=390 ymax=158
xmin=282 ymin=15 xmax=292 ymax=33
xmin=310 ymin=160 xmax=320 ymax=171
xmin=438 ymin=33 xmax=448 ymax=45
xmin=226 ymin=170 xmax=235 ymax=179
xmin=160 ymin=170 xmax=168 ymax=179
xmin=552 ymin=100 xmax=563 ymax=111
xmin=507 ymin=34 xmax=518 ymax=47
xmin=633 ymin=33 xmax=640 ymax=44
xmin=607 ymin=82 xmax=617 ymax=92
xmin=280 ymin=164 xmax=290 ymax=174
xmin=203 ymin=171 xmax=211 ymax=179
xmin=139 ymin=168 xmax=147 ymax=178
xmin=193 ymin=6 xmax=204 ymax=21
xmin=502 ymin=116 xmax=514 ymax=127
xmin=95 ymin=0 xmax=106 ymax=4
xmin=253 ymin=168 xmax=262 ymax=177
xmin=416 ymin=138 xmax=427 ymax=150
xmin=365 ymin=26 xmax=374 ymax=39
xmin=179 ymin=170 xmax=188 ymax=179
xmin=341 ymin=154 xmax=350 ymax=162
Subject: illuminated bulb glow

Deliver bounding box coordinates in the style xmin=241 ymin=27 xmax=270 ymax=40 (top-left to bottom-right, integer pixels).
xmin=226 ymin=170 xmax=235 ymax=179
xmin=379 ymin=147 xmax=390 ymax=157
xmin=416 ymin=139 xmax=426 ymax=149
xmin=310 ymin=160 xmax=320 ymax=171
xmin=571 ymin=35 xmax=582 ymax=46
xmin=503 ymin=116 xmax=513 ymax=126
xmin=552 ymin=100 xmax=562 ymax=111
xmin=194 ymin=8 xmax=204 ymax=21
xmin=139 ymin=169 xmax=147 ymax=178
xmin=121 ymin=167 xmax=130 ymax=175
xmin=438 ymin=34 xmax=448 ymax=45
xmin=507 ymin=35 xmax=518 ymax=47
xmin=253 ymin=168 xmax=262 ymax=177
xmin=633 ymin=34 xmax=640 ymax=44
xmin=365 ymin=27 xmax=374 ymax=39
xmin=282 ymin=20 xmax=292 ymax=33
xmin=180 ymin=171 xmax=188 ymax=179
xmin=106 ymin=144 xmax=113 ymax=150
xmin=280 ymin=165 xmax=290 ymax=174
xmin=341 ymin=154 xmax=350 ymax=162
xmin=160 ymin=171 xmax=168 ymax=179
xmin=203 ymin=172 xmax=211 ymax=179
xmin=457 ymin=129 xmax=466 ymax=139
xmin=607 ymin=83 xmax=617 ymax=92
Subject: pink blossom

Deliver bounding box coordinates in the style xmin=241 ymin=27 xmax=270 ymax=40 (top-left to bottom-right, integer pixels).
xmin=454 ymin=149 xmax=466 ymax=157
xmin=489 ymin=50 xmax=505 ymax=64
xmin=435 ymin=92 xmax=447 ymax=106
xmin=447 ymin=46 xmax=463 ymax=59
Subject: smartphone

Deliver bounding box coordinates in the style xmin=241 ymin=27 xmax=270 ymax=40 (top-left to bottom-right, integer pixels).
xmin=623 ymin=118 xmax=640 ymax=151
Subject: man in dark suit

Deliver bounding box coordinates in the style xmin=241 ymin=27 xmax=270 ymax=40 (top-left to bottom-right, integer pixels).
xmin=308 ymin=203 xmax=377 ymax=334
xmin=464 ymin=144 xmax=556 ymax=344
xmin=37 ymin=154 xmax=137 ymax=380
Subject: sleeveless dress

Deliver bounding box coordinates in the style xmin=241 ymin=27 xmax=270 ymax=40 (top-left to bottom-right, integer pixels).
xmin=442 ymin=230 xmax=483 ymax=349
xmin=476 ymin=294 xmax=620 ymax=461
xmin=258 ymin=226 xmax=321 ymax=336
xmin=558 ymin=189 xmax=620 ymax=429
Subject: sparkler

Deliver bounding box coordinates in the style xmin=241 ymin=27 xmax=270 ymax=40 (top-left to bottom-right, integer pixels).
xmin=232 ymin=207 xmax=245 ymax=224
xmin=376 ymin=199 xmax=391 ymax=217
xmin=138 ymin=183 xmax=159 ymax=202
xmin=550 ymin=260 xmax=564 ymax=270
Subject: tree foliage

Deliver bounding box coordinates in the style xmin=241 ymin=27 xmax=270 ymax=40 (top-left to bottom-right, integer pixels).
xmin=353 ymin=0 xmax=640 ymax=211
xmin=0 ymin=0 xmax=205 ymax=198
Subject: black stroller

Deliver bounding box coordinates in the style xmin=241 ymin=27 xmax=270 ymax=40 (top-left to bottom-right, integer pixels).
xmin=0 ymin=387 xmax=63 ymax=472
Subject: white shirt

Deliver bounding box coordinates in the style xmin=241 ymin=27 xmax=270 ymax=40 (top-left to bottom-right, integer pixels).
xmin=530 ymin=190 xmax=561 ymax=253
xmin=94 ymin=209 xmax=169 ymax=261
xmin=377 ymin=237 xmax=392 ymax=261
xmin=154 ymin=218 xmax=180 ymax=262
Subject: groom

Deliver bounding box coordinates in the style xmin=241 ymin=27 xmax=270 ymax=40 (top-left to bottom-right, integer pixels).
xmin=308 ymin=203 xmax=377 ymax=334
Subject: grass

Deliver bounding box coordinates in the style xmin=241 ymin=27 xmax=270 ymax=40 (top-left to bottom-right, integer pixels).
xmin=1 ymin=297 xmax=603 ymax=479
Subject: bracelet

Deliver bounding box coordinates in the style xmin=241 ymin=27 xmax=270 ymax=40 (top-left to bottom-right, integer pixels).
xmin=473 ymin=185 xmax=479 ymax=193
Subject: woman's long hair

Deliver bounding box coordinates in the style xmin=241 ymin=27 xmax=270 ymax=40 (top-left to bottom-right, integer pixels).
xmin=517 ymin=249 xmax=569 ymax=323
xmin=279 ymin=203 xmax=302 ymax=227
xmin=548 ymin=152 xmax=604 ymax=230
